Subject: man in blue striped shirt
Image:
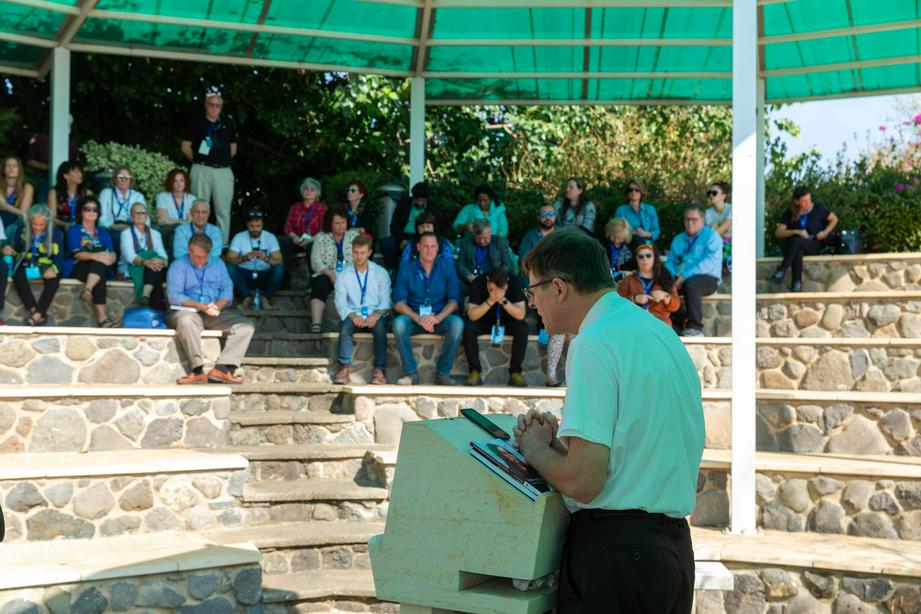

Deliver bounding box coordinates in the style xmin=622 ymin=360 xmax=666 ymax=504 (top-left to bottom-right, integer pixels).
xmin=665 ymin=205 xmax=723 ymax=336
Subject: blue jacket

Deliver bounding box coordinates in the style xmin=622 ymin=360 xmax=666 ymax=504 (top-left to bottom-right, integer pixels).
xmin=666 ymin=225 xmax=723 ymax=283
xmin=615 ymin=203 xmax=661 ymax=242
xmin=393 ymin=255 xmax=460 ymax=314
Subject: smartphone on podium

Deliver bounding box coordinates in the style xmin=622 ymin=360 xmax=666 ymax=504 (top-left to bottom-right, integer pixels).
xmin=460 ymin=407 xmax=510 ymax=441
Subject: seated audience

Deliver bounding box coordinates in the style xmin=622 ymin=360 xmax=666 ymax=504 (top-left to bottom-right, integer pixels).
xmin=705 ymin=181 xmax=733 ymax=274
xmin=392 ymin=232 xmax=463 ymax=385
xmin=168 ymin=233 xmax=254 ymax=385
xmin=615 ymin=179 xmax=661 ymax=249
xmin=457 ymin=219 xmax=512 ymax=289
xmin=280 ymin=177 xmax=326 ymax=279
xmin=48 ymin=160 xmax=91 ymax=229
xmin=769 ymin=185 xmax=838 ymax=292
xmin=121 ymin=202 xmax=168 ymax=311
xmin=310 ymin=204 xmax=360 ymax=333
xmin=452 ymin=184 xmax=509 ymax=238
xmin=226 ymin=209 xmax=283 ymax=310
xmin=518 ymin=202 xmax=557 ymax=347
xmin=0 ymin=217 xmax=7 ymax=325
xmin=554 ymin=177 xmax=596 ymax=236
xmin=333 ymin=235 xmax=391 ymax=385
xmin=66 ymin=196 xmax=117 ymax=327
xmin=155 ymin=168 xmax=197 ymax=253
xmin=399 ymin=211 xmax=453 ymax=264
xmin=619 ymin=243 xmax=680 ymax=327
xmin=463 ymin=268 xmax=528 ymax=387
xmin=666 ymin=205 xmax=723 ymax=336
xmin=380 ymin=181 xmax=441 ymax=270
xmin=0 ymin=156 xmax=33 ymax=231
xmin=1 ymin=205 xmax=63 ymax=326
xmin=173 ymin=200 xmax=223 ymax=260
xmin=99 ymin=165 xmax=146 ymax=257
xmin=343 ymin=179 xmax=374 ymax=240
xmin=604 ymin=217 xmax=636 ymax=283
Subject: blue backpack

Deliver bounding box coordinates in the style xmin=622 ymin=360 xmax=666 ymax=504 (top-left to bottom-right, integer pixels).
xmin=122 ymin=307 xmax=167 ymax=329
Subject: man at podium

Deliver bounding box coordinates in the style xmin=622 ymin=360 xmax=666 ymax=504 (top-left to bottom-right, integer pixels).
xmin=516 ymin=227 xmax=705 ymax=614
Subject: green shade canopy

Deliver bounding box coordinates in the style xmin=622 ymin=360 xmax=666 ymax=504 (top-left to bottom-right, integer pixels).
xmin=0 ymin=0 xmax=919 ymax=104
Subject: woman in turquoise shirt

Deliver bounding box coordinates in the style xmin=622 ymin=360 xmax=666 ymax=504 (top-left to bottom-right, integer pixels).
xmin=614 ymin=179 xmax=661 ymax=249
xmin=452 ymin=185 xmax=508 ymax=238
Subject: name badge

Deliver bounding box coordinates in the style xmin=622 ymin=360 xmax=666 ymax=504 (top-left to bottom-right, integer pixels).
xmin=198 ymin=138 xmax=212 ymax=156
xmin=361 ymin=306 xmax=369 ymax=317
xmin=419 ymin=305 xmax=433 ymax=317
xmin=491 ymin=325 xmax=505 ymax=345
xmin=25 ymin=265 xmax=40 ymax=281
xmin=336 ymin=261 xmax=344 ymax=273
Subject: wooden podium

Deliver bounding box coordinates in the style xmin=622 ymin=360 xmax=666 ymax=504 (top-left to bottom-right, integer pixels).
xmin=369 ymin=414 xmax=570 ymax=614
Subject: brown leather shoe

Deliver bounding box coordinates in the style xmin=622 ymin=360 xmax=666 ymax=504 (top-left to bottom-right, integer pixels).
xmin=207 ymin=368 xmax=243 ymax=384
xmin=177 ymin=372 xmax=208 ymax=385
xmin=371 ymin=369 xmax=387 ymax=385
xmin=334 ymin=365 xmax=350 ymax=385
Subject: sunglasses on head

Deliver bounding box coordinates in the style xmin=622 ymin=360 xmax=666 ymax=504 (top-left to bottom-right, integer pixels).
xmin=637 ymin=252 xmax=654 ymax=260
xmin=83 ymin=207 xmax=98 ymax=213
xmin=707 ymin=190 xmax=720 ymax=197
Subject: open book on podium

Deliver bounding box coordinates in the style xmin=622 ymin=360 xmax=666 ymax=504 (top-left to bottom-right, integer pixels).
xmin=369 ymin=413 xmax=569 ymax=614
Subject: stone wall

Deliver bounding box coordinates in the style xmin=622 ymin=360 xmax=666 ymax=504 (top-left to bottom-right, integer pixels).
xmin=0 ymin=394 xmax=230 ymax=453
xmin=751 ymin=297 xmax=921 ymax=339
xmin=4 ymin=279 xmax=136 ymax=326
xmin=755 ymin=255 xmax=921 ymax=293
xmin=0 ymin=470 xmax=251 ymax=542
xmin=693 ymin=469 xmax=921 ymax=542
xmin=758 ymin=344 xmax=921 ymax=393
xmin=0 ymin=565 xmax=262 ymax=613
xmin=0 ymin=332 xmax=221 ymax=385
xmin=696 ymin=566 xmax=921 ymax=613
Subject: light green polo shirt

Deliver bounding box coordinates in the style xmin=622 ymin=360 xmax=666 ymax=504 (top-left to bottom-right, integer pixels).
xmin=557 ymin=291 xmax=705 ymax=518
xmin=403 ymin=206 xmax=425 ymax=235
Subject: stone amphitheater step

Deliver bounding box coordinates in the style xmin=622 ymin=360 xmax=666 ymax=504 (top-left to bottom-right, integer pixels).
xmin=0 ymin=326 xmax=223 ymax=386
xmin=206 ymin=520 xmax=384 ymax=577
xmin=227 ymin=443 xmax=395 ymax=482
xmin=242 ymin=479 xmax=389 ymax=523
xmin=755 ymin=252 xmax=921 ymax=293
xmin=261 ymin=569 xmax=384 ymax=612
xmin=0 ymin=448 xmax=249 ymax=543
xmin=0 ymin=531 xmax=263 ymax=613
xmin=241 ymin=356 xmax=332 ymax=383
xmin=0 ymin=384 xmax=232 ymax=453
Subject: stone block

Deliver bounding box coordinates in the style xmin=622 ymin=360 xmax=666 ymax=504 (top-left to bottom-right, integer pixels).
xmin=373 ymin=403 xmax=417 ymax=445
xmin=25 ymin=509 xmax=95 ymax=540
xmin=137 ymin=580 xmax=185 ymax=609
xmin=760 ymin=568 xmax=799 ymax=600
xmin=778 ymin=479 xmax=810 ymax=513
xmin=109 ymin=582 xmax=138 ymax=612
xmin=802 ymin=350 xmax=854 ymax=391
xmin=828 ymin=416 xmax=890 ymax=455
xmin=73 ymin=482 xmax=116 ymax=520
xmin=762 ymin=499 xmax=803 ymax=532
xmin=847 ymin=512 xmax=898 ymax=540
xmin=25 ymin=356 xmax=73 ymax=384
xmin=141 ymin=417 xmax=184 ymax=449
xmin=77 ymin=349 xmax=140 ymax=384
xmin=5 ymin=482 xmax=46 ymax=513
xmin=233 ymin=567 xmax=263 ymax=606
xmin=30 ymin=409 xmax=86 ymax=452
xmin=809 ymin=500 xmax=844 ymax=533
xmin=690 ymin=489 xmax=729 ymax=527
xmin=70 ymin=587 xmax=108 ymax=614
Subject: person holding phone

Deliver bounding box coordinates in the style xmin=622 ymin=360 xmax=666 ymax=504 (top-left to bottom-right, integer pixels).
xmin=226 ymin=209 xmax=283 ymax=310
xmin=515 ymin=228 xmax=704 ymax=614
xmin=769 ymin=185 xmax=838 ymax=292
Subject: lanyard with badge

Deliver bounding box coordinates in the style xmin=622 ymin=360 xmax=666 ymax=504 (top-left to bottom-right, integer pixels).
xmin=190 ymin=221 xmax=204 ymax=235
xmin=174 ymin=193 xmax=187 ymax=220
xmin=113 ymin=189 xmax=132 ymax=222
xmin=302 ymin=203 xmax=318 ymax=234
xmin=66 ymin=192 xmax=78 ymax=221
xmin=348 ymin=207 xmax=359 ymax=228
xmin=194 ymin=262 xmax=209 ymax=302
xmin=474 ymin=245 xmax=487 ymax=275
xmin=491 ymin=303 xmax=505 ymax=345
xmin=335 ymin=238 xmax=345 ymax=272
xmin=418 ymin=264 xmax=433 ymax=317
xmin=639 ymin=276 xmax=654 ymax=311
xmin=609 ymin=243 xmax=624 ymax=274
xmin=199 ymin=120 xmax=221 ymax=156
xmin=25 ymin=232 xmax=44 ymax=280
xmin=355 ymin=267 xmax=369 ymax=318
xmin=798 ymin=213 xmax=809 ymax=232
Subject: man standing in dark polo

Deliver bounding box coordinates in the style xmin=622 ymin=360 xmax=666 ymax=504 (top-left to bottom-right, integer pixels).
xmin=181 ymin=89 xmax=237 ymax=244
xmin=515 ymin=228 xmax=704 ymax=614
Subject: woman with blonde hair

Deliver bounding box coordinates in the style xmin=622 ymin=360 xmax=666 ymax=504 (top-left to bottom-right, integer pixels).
xmin=0 ymin=156 xmax=34 ymax=229
xmin=1 ymin=204 xmax=64 ymax=326
xmin=603 ymin=217 xmax=636 ymax=283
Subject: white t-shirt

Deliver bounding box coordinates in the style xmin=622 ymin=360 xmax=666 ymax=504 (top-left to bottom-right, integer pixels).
xmin=705 ymin=203 xmax=732 ymax=240
xmin=229 ymin=230 xmax=281 ymax=272
xmin=99 ymin=187 xmax=147 ymax=228
xmin=155 ymin=192 xmax=198 ymax=223
xmin=557 ymin=291 xmax=705 ymax=518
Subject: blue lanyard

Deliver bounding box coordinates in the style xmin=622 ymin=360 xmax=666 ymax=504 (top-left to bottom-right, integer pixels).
xmin=336 ymin=238 xmax=344 ymax=262
xmin=475 ymin=245 xmax=487 ymax=270
xmin=174 ymin=193 xmax=186 ymax=219
xmin=131 ymin=225 xmax=147 ymax=250
xmin=190 ymin=221 xmax=204 ymax=235
xmin=113 ymin=189 xmax=132 ymax=222
xmin=207 ymin=120 xmax=221 ymax=138
xmin=798 ymin=213 xmax=809 ymax=229
xmin=355 ymin=267 xmax=369 ymax=306
xmin=418 ymin=263 xmax=433 ymax=305
xmin=639 ymin=276 xmax=654 ymax=310
xmin=495 ymin=304 xmax=502 ymax=324
xmin=194 ymin=263 xmax=208 ymax=297
xmin=302 ymin=203 xmax=318 ymax=231
xmin=31 ymin=232 xmax=45 ymax=260
xmin=67 ymin=192 xmax=78 ymax=219
xmin=6 ymin=190 xmax=15 ymax=206
xmin=609 ymin=243 xmax=623 ymax=270
xmin=684 ymin=234 xmax=699 ymax=257
xmin=348 ymin=207 xmax=359 ymax=227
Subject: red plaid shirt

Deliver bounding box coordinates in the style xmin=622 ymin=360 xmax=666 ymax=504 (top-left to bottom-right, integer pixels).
xmin=284 ymin=201 xmax=326 ymax=237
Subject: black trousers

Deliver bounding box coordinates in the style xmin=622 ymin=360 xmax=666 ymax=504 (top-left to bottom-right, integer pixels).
xmin=70 ymin=259 xmax=110 ymax=305
xmin=558 ymin=509 xmax=695 ymax=614
xmin=676 ymin=274 xmax=719 ymax=331
xmin=0 ymin=259 xmax=7 ymax=311
xmin=778 ymin=236 xmax=823 ymax=283
xmin=12 ymin=267 xmax=60 ymax=317
xmin=463 ymin=316 xmax=528 ymax=374
xmin=309 ymin=274 xmax=335 ymax=302
xmin=141 ymin=266 xmax=168 ymax=311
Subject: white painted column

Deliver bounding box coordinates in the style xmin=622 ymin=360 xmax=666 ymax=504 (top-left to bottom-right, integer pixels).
xmin=50 ymin=47 xmax=71 ymax=185
xmin=730 ymin=0 xmax=759 ymax=535
xmin=755 ymin=79 xmax=766 ymax=258
xmin=409 ymin=77 xmax=425 ymax=186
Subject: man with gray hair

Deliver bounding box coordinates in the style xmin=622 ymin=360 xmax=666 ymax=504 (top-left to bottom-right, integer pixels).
xmin=173 ymin=200 xmax=224 ymax=260
xmin=168 ymin=232 xmax=254 ymax=385
xmin=456 ymin=218 xmax=511 ymax=294
xmin=515 ymin=227 xmax=704 ymax=613
xmin=181 ymin=89 xmax=237 ymax=243
xmin=665 ymin=204 xmax=723 ymax=336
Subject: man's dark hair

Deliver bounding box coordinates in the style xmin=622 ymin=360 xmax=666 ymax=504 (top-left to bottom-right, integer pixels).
xmin=416 ymin=231 xmax=438 ymax=244
xmin=474 ymin=184 xmax=497 ymax=203
xmin=188 ymin=232 xmax=212 ymax=252
xmin=414 ymin=211 xmax=437 ymax=233
xmin=792 ymin=185 xmax=811 ymax=200
xmin=76 ymin=195 xmax=100 ymax=225
xmin=685 ymin=204 xmax=705 ymax=218
xmin=522 ymin=227 xmax=613 ymax=294
xmin=486 ymin=268 xmax=509 ymax=288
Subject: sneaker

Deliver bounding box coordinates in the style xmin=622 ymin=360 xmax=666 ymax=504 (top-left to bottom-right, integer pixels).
xmin=398 ymin=373 xmax=420 ymax=385
xmin=508 ymin=373 xmax=526 ymax=387
xmin=546 ymin=377 xmax=562 ymax=388
xmin=334 ymin=365 xmax=350 ymax=385
xmin=466 ymin=370 xmax=483 ymax=386
xmin=768 ymin=270 xmax=785 ymax=285
xmin=681 ymin=327 xmax=705 ymax=337
xmin=791 ymin=281 xmax=803 ymax=293
xmin=435 ymin=373 xmax=455 ymax=386
xmin=241 ymin=296 xmax=253 ymax=310
xmin=310 ymin=322 xmax=322 ymax=333
xmin=371 ymin=369 xmax=387 ymax=385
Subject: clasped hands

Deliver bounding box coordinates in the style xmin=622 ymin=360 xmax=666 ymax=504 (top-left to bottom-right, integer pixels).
xmin=514 ymin=409 xmax=560 ymax=457
xmin=198 ymin=302 xmax=221 ymax=317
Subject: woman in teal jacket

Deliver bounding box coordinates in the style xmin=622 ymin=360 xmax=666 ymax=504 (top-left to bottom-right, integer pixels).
xmin=452 ymin=184 xmax=509 ymax=238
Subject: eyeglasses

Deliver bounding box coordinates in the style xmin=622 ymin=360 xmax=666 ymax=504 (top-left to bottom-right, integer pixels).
xmin=132 ymin=210 xmax=147 ymax=215
xmin=707 ymin=190 xmax=720 ymax=197
xmin=684 ymin=216 xmax=703 ymax=223
xmin=83 ymin=207 xmax=98 ymax=213
xmin=637 ymin=253 xmax=654 ymax=260
xmin=539 ymin=211 xmax=556 ymax=218
xmin=347 ymin=187 xmax=360 ymax=193
xmin=625 ymin=187 xmax=641 ymax=194
xmin=116 ymin=175 xmax=132 ymax=181
xmin=523 ymin=278 xmax=561 ymax=302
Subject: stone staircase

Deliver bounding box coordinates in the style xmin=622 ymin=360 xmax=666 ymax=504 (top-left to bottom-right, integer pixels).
xmin=4 ymin=252 xmax=921 ymax=612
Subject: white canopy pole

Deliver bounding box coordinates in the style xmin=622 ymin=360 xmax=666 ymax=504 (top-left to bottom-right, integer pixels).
xmin=756 ymin=78 xmax=766 ymax=258
xmin=409 ymin=77 xmax=425 ymax=186
xmin=50 ymin=47 xmax=71 ymax=185
xmin=730 ymin=0 xmax=758 ymax=535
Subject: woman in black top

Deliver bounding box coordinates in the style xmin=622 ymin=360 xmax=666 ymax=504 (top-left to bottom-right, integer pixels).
xmin=769 ymin=186 xmax=838 ymax=292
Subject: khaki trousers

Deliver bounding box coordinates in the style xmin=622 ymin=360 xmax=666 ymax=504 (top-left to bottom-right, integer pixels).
xmin=190 ymin=164 xmax=234 ymax=243
xmin=168 ymin=309 xmax=254 ymax=370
